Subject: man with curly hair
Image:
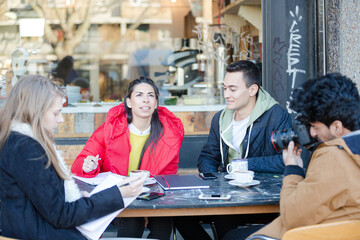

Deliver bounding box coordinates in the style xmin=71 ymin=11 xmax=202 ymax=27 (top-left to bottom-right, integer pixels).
xmin=223 ymin=73 xmax=360 ymax=240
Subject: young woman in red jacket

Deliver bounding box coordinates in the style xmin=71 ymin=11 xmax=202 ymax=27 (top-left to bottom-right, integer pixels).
xmin=71 ymin=76 xmax=184 ymax=239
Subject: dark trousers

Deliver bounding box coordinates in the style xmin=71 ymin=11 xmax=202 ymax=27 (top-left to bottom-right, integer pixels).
xmin=174 ymin=216 xmax=213 ymax=240
xmin=174 ymin=213 xmax=278 ymax=240
xmin=222 ymin=225 xmax=265 ymax=240
xmin=113 ymin=217 xmax=173 ymax=240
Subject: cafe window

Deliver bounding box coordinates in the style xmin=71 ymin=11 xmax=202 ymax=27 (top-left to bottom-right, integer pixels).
xmin=0 ymin=0 xmax=263 ymax=106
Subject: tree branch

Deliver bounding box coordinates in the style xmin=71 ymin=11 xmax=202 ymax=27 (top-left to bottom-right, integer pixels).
xmin=72 ymin=0 xmax=94 ymax=47
xmin=0 ymin=0 xmax=7 ymax=17
xmin=28 ymin=0 xmax=58 ymax=44
xmin=127 ymin=4 xmax=151 ymax=31
xmin=53 ymin=1 xmax=67 ymax=30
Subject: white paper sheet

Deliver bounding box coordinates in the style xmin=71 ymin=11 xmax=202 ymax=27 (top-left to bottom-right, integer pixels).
xmin=73 ymin=172 xmax=124 ymax=186
xmin=76 ymin=173 xmax=137 ymax=240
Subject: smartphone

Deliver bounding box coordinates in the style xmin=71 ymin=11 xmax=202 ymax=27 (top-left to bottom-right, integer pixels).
xmin=137 ymin=192 xmax=165 ymax=201
xmin=198 ymin=194 xmax=231 ymax=200
xmin=199 ymin=172 xmax=217 ymax=180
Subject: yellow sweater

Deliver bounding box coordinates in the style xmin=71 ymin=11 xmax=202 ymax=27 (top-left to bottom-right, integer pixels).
xmin=128 ymin=132 xmax=149 ymax=173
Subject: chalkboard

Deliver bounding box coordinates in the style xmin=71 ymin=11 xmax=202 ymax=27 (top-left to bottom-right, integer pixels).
xmin=262 ymin=0 xmax=316 ymax=116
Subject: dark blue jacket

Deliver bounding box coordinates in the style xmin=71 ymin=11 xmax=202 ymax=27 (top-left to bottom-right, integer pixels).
xmin=198 ymin=104 xmax=293 ymax=173
xmin=0 ymin=132 xmax=124 ymax=240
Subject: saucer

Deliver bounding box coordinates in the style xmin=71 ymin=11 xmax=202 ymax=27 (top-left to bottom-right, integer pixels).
xmin=228 ymin=180 xmax=260 ymax=188
xmin=224 ymin=174 xmax=235 ymax=180
xmin=142 ymin=187 xmax=150 ymax=193
xmin=144 ymin=177 xmax=156 ymax=186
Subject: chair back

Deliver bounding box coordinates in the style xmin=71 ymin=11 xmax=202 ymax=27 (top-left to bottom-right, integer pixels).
xmin=0 ymin=236 xmax=18 ymax=240
xmin=247 ymin=234 xmax=278 ymax=240
xmin=283 ymin=220 xmax=360 ymax=240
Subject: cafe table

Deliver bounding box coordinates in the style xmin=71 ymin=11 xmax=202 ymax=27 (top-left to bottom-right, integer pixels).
xmin=119 ymin=172 xmax=283 ymax=218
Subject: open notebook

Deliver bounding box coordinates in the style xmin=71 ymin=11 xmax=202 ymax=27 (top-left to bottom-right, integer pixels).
xmin=74 ymin=173 xmax=137 ymax=240
xmin=154 ymin=174 xmax=210 ymax=190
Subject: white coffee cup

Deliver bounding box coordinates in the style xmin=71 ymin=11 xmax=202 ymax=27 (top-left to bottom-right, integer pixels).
xmin=227 ymin=159 xmax=248 ymax=174
xmin=233 ymin=171 xmax=254 ymax=184
xmin=129 ymin=170 xmax=150 ymax=179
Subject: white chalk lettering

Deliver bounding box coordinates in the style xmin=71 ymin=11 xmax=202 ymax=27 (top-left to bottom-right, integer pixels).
xmin=286 ymin=5 xmax=306 ymax=89
xmin=286 ymin=5 xmax=306 ymax=113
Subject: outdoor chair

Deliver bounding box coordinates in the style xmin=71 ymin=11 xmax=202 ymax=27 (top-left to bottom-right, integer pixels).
xmin=0 ymin=237 xmax=18 ymax=240
xmin=248 ymin=220 xmax=360 ymax=240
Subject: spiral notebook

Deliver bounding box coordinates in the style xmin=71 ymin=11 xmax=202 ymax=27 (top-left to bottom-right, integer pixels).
xmin=154 ymin=174 xmax=210 ymax=190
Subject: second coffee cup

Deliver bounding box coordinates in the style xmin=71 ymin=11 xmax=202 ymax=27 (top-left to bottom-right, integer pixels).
xmin=129 ymin=170 xmax=150 ymax=179
xmin=233 ymin=171 xmax=254 ymax=184
xmin=227 ymin=159 xmax=248 ymax=174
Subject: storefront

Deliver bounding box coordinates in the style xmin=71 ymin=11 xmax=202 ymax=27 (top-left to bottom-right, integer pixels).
xmin=0 ymin=0 xmax=264 ymax=103
xmin=2 ymin=0 xmax=357 ymax=169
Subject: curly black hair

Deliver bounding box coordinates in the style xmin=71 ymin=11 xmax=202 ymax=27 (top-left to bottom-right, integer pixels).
xmin=290 ymin=73 xmax=360 ymax=131
xmin=226 ymin=60 xmax=261 ymax=88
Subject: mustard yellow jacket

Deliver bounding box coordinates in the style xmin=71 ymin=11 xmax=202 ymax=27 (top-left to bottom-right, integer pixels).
xmin=252 ymin=131 xmax=360 ymax=239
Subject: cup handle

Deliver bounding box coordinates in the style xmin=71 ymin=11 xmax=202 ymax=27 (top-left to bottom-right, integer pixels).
xmin=226 ymin=164 xmax=232 ymax=174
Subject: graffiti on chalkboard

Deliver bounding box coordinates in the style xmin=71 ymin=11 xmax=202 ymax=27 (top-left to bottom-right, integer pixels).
xmin=287 ymin=5 xmax=306 ymax=88
xmin=272 ymin=37 xmax=286 ymax=101
xmin=286 ymin=5 xmax=306 ymax=113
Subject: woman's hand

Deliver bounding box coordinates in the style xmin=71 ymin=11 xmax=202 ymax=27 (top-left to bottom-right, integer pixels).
xmin=82 ymin=155 xmax=100 ymax=173
xmin=80 ymin=191 xmax=90 ymax=198
xmin=118 ymin=174 xmax=147 ymax=198
xmin=282 ymin=141 xmax=303 ymax=168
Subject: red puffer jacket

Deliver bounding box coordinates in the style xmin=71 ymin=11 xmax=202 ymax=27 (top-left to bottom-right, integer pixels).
xmin=71 ymin=103 xmax=184 ymax=177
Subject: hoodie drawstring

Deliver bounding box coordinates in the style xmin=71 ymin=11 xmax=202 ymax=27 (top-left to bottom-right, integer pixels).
xmin=243 ymin=123 xmax=253 ymax=159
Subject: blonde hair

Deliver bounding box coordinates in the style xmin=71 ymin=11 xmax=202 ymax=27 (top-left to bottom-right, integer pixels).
xmin=0 ymin=75 xmax=68 ymax=179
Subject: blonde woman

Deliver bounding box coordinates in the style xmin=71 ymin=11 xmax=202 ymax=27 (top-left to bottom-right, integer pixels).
xmin=0 ymin=75 xmax=146 ymax=240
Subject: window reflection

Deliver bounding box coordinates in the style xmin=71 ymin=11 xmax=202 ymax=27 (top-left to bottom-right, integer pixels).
xmin=0 ymin=0 xmax=262 ymax=105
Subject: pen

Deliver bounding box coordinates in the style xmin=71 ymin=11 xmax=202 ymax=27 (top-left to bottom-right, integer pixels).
xmin=90 ymin=157 xmax=101 ymax=163
xmin=117 ymin=179 xmax=139 ymax=188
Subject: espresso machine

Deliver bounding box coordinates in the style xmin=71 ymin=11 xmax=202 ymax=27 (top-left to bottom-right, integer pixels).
xmin=160 ymin=49 xmax=203 ymax=96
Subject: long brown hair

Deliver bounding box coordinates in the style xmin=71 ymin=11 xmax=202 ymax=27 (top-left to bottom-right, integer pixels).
xmin=124 ymin=77 xmax=164 ymax=165
xmin=0 ymin=75 xmax=68 ymax=179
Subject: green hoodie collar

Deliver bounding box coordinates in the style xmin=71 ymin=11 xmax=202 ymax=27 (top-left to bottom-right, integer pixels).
xmin=219 ymin=87 xmax=278 ymax=146
xmin=249 ymin=87 xmax=278 ymax=124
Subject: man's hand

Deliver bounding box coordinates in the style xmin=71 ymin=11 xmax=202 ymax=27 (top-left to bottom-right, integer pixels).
xmin=282 ymin=141 xmax=303 ymax=168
